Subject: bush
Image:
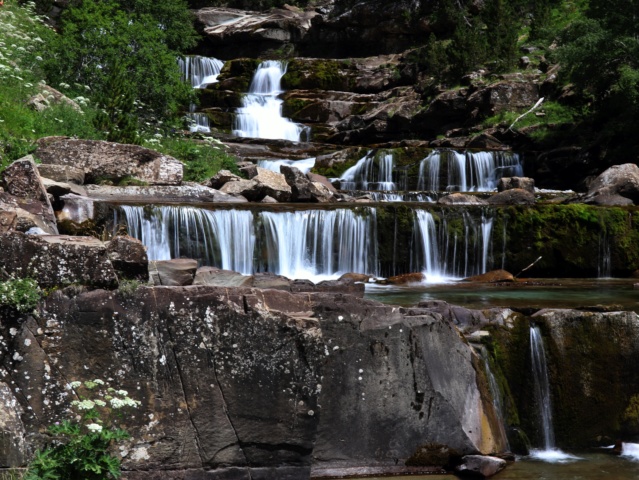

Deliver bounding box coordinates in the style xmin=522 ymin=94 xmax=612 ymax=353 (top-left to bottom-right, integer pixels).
xmin=0 ymin=278 xmax=41 ymax=313
xmin=25 ymin=379 xmax=141 ymax=480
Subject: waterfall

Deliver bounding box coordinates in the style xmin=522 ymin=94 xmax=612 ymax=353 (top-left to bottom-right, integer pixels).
xmin=118 ymin=205 xmax=377 ymax=281
xmin=340 ymin=151 xmax=396 ymax=191
xmin=368 ymin=192 xmax=433 ymax=202
xmin=417 ymin=150 xmax=523 ymax=192
xmin=233 ymin=60 xmax=309 ymax=141
xmin=260 ymin=209 xmax=378 ymax=281
xmin=178 ymin=55 xmax=224 ymax=89
xmin=477 ymin=346 xmax=510 ymax=451
xmin=120 ymin=206 xmax=255 ymax=275
xmin=530 ymin=325 xmax=555 ymax=450
xmin=411 ymin=209 xmax=493 ymax=281
xmin=257 ymin=157 xmax=316 ymax=175
xmin=178 ymin=55 xmax=224 ymax=133
xmin=598 ymin=232 xmax=611 ymax=278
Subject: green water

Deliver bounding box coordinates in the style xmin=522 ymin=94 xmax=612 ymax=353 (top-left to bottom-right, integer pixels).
xmin=364 ymin=279 xmax=639 ymax=312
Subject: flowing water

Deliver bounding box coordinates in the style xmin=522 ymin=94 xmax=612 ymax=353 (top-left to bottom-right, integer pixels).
xmin=257 ymin=157 xmax=316 ymax=174
xmin=233 ymin=60 xmax=309 ymax=141
xmin=340 ymin=151 xmax=396 ymax=191
xmin=178 ymin=56 xmax=225 ymax=133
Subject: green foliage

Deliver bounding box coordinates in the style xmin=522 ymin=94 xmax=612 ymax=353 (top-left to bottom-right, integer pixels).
xmin=25 ymin=379 xmax=140 ymax=480
xmin=0 ymin=278 xmax=41 ymax=314
xmin=42 ymin=0 xmax=194 ymax=123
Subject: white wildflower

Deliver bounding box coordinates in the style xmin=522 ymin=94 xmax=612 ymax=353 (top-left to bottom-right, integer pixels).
xmin=68 ymin=381 xmax=82 ymax=389
xmin=87 ymin=423 xmax=103 ymax=433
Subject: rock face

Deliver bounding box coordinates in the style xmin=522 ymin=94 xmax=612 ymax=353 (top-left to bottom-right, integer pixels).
xmin=0 ymin=287 xmax=507 ymax=477
xmin=586 ymin=163 xmax=639 ymax=204
xmin=0 ymin=231 xmax=118 ymax=289
xmin=149 ymin=259 xmax=198 ymax=286
xmin=2 ymin=157 xmax=58 ymax=234
xmin=35 ymin=137 xmax=184 ymax=186
xmin=106 ymin=236 xmax=149 ymax=282
xmin=498 ymin=176 xmax=535 ymax=194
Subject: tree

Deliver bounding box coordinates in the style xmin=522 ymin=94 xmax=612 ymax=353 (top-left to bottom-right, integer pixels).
xmin=42 ymin=0 xmax=194 ymax=122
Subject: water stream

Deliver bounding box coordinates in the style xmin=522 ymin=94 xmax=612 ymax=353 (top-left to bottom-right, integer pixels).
xmin=178 ymin=55 xmax=225 ymax=133
xmin=233 ymin=60 xmax=309 ymax=141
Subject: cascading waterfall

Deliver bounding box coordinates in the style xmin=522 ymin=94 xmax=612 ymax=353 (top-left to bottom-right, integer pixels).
xmin=260 ymin=209 xmax=378 ymax=281
xmin=178 ymin=55 xmax=225 ymax=133
xmin=233 ymin=60 xmax=309 ymax=141
xmin=529 ymin=325 xmax=579 ymax=462
xmin=340 ymin=151 xmax=396 ymax=191
xmin=257 ymin=157 xmax=316 ymax=175
xmin=417 ymin=150 xmax=523 ymax=192
xmin=477 ymin=346 xmax=510 ymax=451
xmin=368 ymin=192 xmax=433 ymax=202
xmin=118 ymin=205 xmax=377 ymax=281
xmin=411 ymin=209 xmax=494 ymax=281
xmin=120 ymin=206 xmax=255 ymax=275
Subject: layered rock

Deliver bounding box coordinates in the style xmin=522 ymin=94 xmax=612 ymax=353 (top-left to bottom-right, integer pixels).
xmin=585 ymin=163 xmax=639 ymax=205
xmin=35 ymin=137 xmax=183 ymax=186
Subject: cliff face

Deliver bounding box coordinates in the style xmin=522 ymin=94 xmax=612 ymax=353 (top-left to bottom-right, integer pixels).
xmin=0 ymin=286 xmax=505 ymax=477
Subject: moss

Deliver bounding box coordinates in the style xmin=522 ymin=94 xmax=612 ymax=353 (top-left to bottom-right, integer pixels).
xmin=282 ymin=59 xmax=354 ymax=91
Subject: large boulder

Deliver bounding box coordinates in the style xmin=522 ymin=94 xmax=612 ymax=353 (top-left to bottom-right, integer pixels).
xmin=149 ymin=259 xmax=198 ymax=286
xmin=2 ymin=157 xmax=58 ymax=234
xmin=37 ymin=164 xmax=85 ymax=185
xmin=281 ymin=164 xmax=313 ymax=201
xmin=586 ymin=163 xmax=639 ymax=204
xmin=438 ymin=193 xmax=488 ymax=206
xmin=0 ymin=231 xmax=118 ymax=289
xmin=497 ymin=176 xmax=535 ymax=194
xmin=35 ymin=137 xmax=183 ymax=186
xmin=106 ymin=236 xmax=149 ymax=282
xmin=220 ymin=168 xmax=292 ymax=202
xmin=487 ymin=188 xmax=535 ymax=205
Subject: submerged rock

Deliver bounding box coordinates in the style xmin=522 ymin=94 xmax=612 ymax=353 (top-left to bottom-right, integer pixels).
xmin=455 ymin=455 xmax=507 ymax=477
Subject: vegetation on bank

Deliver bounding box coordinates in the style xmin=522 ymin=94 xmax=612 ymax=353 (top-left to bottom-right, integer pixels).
xmin=0 ymin=0 xmax=237 ymax=181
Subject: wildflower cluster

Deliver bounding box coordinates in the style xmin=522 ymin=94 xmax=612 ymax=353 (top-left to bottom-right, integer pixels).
xmin=0 ymin=278 xmax=41 ymax=314
xmin=25 ymin=378 xmax=141 ymax=480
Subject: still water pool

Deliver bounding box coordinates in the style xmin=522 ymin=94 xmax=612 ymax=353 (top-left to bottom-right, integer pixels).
xmin=364 ymin=279 xmax=639 ymax=312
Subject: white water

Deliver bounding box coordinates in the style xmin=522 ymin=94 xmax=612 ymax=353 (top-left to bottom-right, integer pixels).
xmin=529 ymin=325 xmax=581 ymax=463
xmin=179 ymin=55 xmax=224 ymax=88
xmin=417 ymin=150 xmax=523 ymax=192
xmin=411 ymin=209 xmax=494 ymax=281
xmin=233 ymin=60 xmax=308 ymax=141
xmin=478 ymin=346 xmax=510 ymax=451
xmin=621 ymin=443 xmax=639 ymax=461
xmin=178 ymin=56 xmax=225 ymax=133
xmin=257 ymin=157 xmax=316 ymax=175
xmin=261 ymin=209 xmax=378 ymax=281
xmin=368 ymin=192 xmax=433 ymax=202
xmin=120 ymin=206 xmax=255 ymax=275
xmin=598 ymin=232 xmax=612 ymax=278
xmin=340 ymin=152 xmax=396 ymax=191
xmin=119 ymin=206 xmax=377 ymax=281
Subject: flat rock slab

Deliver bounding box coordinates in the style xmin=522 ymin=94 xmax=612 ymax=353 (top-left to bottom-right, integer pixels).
xmin=0 ymin=232 xmax=118 ymax=289
xmin=85 ymin=184 xmax=247 ymax=204
xmin=36 ymin=137 xmax=183 ymax=185
xmin=149 ymin=259 xmax=198 ymax=286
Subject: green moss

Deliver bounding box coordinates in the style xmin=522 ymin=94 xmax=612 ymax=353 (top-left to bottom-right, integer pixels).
xmin=282 ymin=59 xmax=354 ymax=91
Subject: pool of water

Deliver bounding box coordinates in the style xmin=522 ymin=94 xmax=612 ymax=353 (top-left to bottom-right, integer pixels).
xmin=364 ymin=278 xmax=639 ymax=312
xmin=345 ymin=450 xmax=639 ymax=479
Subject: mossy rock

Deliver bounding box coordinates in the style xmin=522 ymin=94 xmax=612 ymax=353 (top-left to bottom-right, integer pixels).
xmin=405 ymin=442 xmax=462 ymax=468
xmin=282 ymin=58 xmax=356 ymax=91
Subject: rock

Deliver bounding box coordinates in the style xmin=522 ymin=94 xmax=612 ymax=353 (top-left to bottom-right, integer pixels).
xmin=338 ymin=272 xmax=372 ymax=283
xmin=281 ymin=165 xmax=313 ymax=201
xmin=37 ymin=164 xmax=85 ymax=185
xmin=0 ymin=231 xmax=118 ymax=289
xmin=386 ymin=272 xmax=426 ymax=284
xmin=193 ymin=267 xmax=253 ymax=287
xmin=487 ymin=188 xmax=535 ymax=205
xmin=219 ymin=178 xmax=261 ymax=199
xmin=27 ymin=85 xmax=82 ymax=113
xmin=589 ymin=194 xmax=635 ymax=206
xmin=240 ymin=163 xmax=258 ymax=178
xmin=261 ymin=195 xmax=278 ymax=203
xmin=85 ymin=184 xmax=247 ymax=204
xmin=0 ymin=382 xmax=29 ymax=467
xmin=309 ymin=182 xmax=335 ymax=203
xmin=41 ymin=177 xmax=87 ymax=198
xmin=586 ymin=163 xmax=639 ymax=204
xmin=438 ymin=193 xmax=488 ymax=205
xmin=463 ymin=270 xmax=515 ymax=283
xmin=202 ymin=169 xmax=242 ymax=189
xmin=106 ymin=236 xmax=149 ymax=282
xmin=254 ymin=167 xmax=292 ymax=202
xmin=2 ymin=157 xmax=58 ymax=234
xmin=497 ymin=176 xmax=535 ymax=194
xmin=56 ymin=194 xmax=95 ymax=224
xmin=314 ymin=278 xmax=365 ymax=297
xmin=35 ymin=137 xmax=183 ymax=186
xmin=467 ymin=82 xmax=540 ymax=117
xmin=406 ymin=442 xmax=462 ymax=468
xmin=307 ymin=172 xmax=337 ymax=193
xmin=253 ymin=272 xmax=292 ymax=291
xmin=519 ymin=56 xmax=531 ymax=69
xmin=455 ymin=455 xmax=507 ymax=477
xmin=148 ymin=259 xmax=197 ymax=286
xmin=0 ymin=192 xmax=55 ymax=234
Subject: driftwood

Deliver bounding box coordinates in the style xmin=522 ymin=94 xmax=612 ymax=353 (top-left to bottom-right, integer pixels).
xmin=515 ymin=256 xmax=542 ymax=278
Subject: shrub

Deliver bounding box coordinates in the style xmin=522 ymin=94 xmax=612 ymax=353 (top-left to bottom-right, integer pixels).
xmin=0 ymin=278 xmax=41 ymax=313
xmin=25 ymin=379 xmax=141 ymax=480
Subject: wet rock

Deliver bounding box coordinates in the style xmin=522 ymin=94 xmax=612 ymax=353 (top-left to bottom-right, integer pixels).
xmin=0 ymin=231 xmax=118 ymax=289
xmin=463 ymin=270 xmax=515 ymax=283
xmin=307 ymin=172 xmax=337 ymax=193
xmin=386 ymin=272 xmax=426 ymax=284
xmin=338 ymin=272 xmax=372 ymax=283
xmin=37 ymin=164 xmax=85 ymax=185
xmin=487 ymin=188 xmax=535 ymax=205
xmin=586 ymin=163 xmax=639 ymax=204
xmin=406 ymin=442 xmax=462 ymax=468
xmin=193 ymin=267 xmax=253 ymax=287
xmin=2 ymin=157 xmax=58 ymax=234
xmin=36 ymin=137 xmax=183 ymax=185
xmin=438 ymin=193 xmax=488 ymax=205
xmin=85 ymin=184 xmax=247 ymax=204
xmin=455 ymin=455 xmax=507 ymax=477
xmin=106 ymin=235 xmax=149 ymax=282
xmin=148 ymin=259 xmax=197 ymax=286
xmin=497 ymin=176 xmax=535 ymax=194
xmin=253 ymin=272 xmax=293 ymax=291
